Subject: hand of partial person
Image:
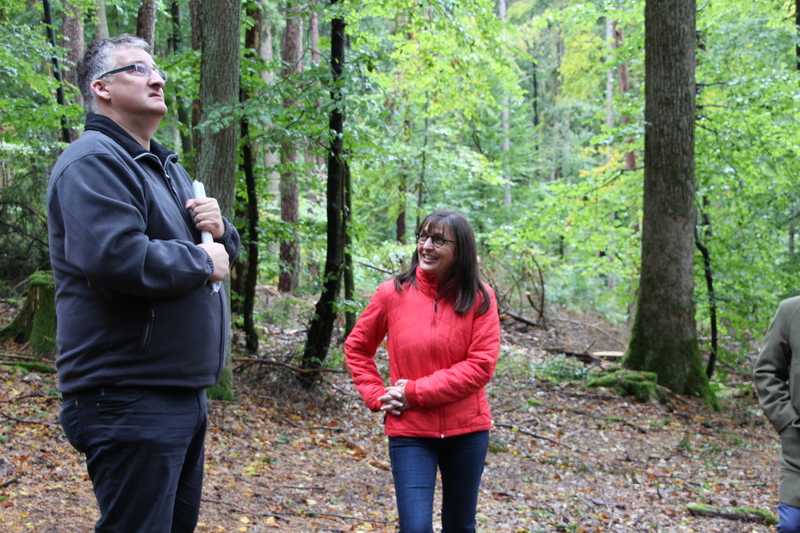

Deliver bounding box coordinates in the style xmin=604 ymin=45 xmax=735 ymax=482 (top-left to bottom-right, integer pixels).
xmin=186 ymin=197 xmax=225 ymax=240
xmin=199 ymin=242 xmax=230 ymax=282
xmin=379 ymin=379 xmax=409 ymax=416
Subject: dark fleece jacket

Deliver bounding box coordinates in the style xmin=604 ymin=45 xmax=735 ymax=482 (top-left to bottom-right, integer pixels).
xmin=47 ymin=113 xmax=239 ymax=393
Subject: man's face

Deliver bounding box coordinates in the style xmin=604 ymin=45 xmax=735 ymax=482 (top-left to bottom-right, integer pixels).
xmin=98 ymin=47 xmax=167 ymax=120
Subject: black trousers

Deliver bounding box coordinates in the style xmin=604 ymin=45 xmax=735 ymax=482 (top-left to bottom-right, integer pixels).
xmin=60 ymin=386 xmax=207 ymax=533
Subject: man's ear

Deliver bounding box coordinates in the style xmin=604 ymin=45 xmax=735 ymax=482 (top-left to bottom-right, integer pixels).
xmin=90 ymin=79 xmax=111 ymax=104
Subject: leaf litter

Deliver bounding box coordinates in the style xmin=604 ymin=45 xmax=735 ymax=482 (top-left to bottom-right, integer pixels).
xmin=0 ymin=302 xmax=782 ymax=532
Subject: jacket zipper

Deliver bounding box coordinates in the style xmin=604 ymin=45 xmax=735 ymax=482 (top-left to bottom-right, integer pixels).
xmin=135 ymin=153 xmax=185 ymax=215
xmin=138 ymin=299 xmax=157 ymax=354
xmin=432 ymin=293 xmax=445 ymax=438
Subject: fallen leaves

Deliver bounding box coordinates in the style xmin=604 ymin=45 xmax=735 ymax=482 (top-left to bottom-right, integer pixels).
xmin=0 ymin=315 xmax=784 ymax=532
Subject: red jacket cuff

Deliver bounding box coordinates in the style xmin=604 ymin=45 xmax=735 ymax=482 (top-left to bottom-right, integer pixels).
xmin=405 ymin=380 xmax=419 ymax=408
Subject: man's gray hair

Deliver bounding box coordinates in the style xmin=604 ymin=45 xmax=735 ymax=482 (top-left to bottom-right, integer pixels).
xmin=77 ymin=34 xmax=151 ymax=113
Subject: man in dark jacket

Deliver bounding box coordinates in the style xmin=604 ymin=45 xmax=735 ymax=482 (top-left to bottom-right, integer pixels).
xmin=755 ymin=296 xmax=800 ymax=533
xmin=47 ymin=34 xmax=239 ymax=533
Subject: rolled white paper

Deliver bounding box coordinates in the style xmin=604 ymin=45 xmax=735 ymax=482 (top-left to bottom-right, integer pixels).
xmin=192 ymin=180 xmax=221 ymax=293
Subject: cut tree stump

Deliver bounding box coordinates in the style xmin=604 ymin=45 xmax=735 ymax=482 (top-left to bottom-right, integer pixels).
xmin=0 ymin=271 xmax=56 ymax=358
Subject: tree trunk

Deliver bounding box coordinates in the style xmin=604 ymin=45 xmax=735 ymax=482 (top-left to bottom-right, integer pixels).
xmin=190 ymin=0 xmax=203 ymax=155
xmin=136 ymin=0 xmax=157 ymax=50
xmin=95 ymin=0 xmax=109 ymax=40
xmin=301 ymin=7 xmax=346 ymax=387
xmin=61 ymin=0 xmax=84 ymax=110
xmin=614 ymin=20 xmax=636 ymax=170
xmin=197 ymin=0 xmax=241 ymax=400
xmin=239 ymin=110 xmax=260 ymax=353
xmin=305 ymin=6 xmax=324 ymax=176
xmin=258 ymin=7 xmax=280 ymax=261
xmin=237 ymin=4 xmax=262 ymax=353
xmin=396 ymin=184 xmax=406 ymax=242
xmin=277 ymin=2 xmax=304 ymax=293
xmin=42 ymin=0 xmax=71 ymax=143
xmin=344 ymin=161 xmax=355 ymax=337
xmin=0 ymin=271 xmax=56 ymax=358
xmin=605 ymin=16 xmax=614 ymax=132
xmin=396 ymin=115 xmax=413 ymax=242
xmin=623 ymin=0 xmax=718 ymax=409
xmin=168 ymin=0 xmax=193 ymax=156
xmin=498 ymin=0 xmax=511 ymax=207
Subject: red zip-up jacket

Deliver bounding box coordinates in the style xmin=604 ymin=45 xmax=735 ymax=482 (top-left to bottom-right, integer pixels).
xmin=345 ymin=267 xmax=500 ymax=438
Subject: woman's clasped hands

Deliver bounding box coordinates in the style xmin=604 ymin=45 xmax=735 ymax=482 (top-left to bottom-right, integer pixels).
xmin=379 ymin=379 xmax=409 ymax=416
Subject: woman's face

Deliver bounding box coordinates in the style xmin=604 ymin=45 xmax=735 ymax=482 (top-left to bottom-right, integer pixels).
xmin=417 ymin=222 xmax=456 ymax=283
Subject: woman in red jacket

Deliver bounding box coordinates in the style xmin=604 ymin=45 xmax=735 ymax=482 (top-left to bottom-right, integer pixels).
xmin=345 ymin=209 xmax=501 ymax=533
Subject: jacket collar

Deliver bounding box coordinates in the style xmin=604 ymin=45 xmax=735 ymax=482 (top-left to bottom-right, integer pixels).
xmin=84 ymin=113 xmax=175 ymax=166
xmin=415 ymin=265 xmax=441 ymax=299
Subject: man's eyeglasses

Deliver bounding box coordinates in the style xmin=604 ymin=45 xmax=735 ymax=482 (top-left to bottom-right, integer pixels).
xmin=97 ymin=63 xmax=168 ymax=83
xmin=417 ymin=231 xmax=455 ymax=248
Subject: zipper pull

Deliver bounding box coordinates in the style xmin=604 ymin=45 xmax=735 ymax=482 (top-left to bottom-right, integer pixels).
xmin=434 ymin=297 xmax=438 ymax=312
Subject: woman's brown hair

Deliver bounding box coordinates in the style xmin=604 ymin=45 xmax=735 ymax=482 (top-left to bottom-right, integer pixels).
xmin=394 ymin=210 xmax=491 ymax=315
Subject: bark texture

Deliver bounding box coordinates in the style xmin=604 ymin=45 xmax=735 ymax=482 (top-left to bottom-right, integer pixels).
xmin=301 ymin=9 xmax=347 ymax=386
xmin=623 ymin=0 xmax=718 ymax=409
xmin=278 ymin=3 xmax=304 ymax=293
xmin=136 ymin=0 xmax=156 ymax=50
xmin=61 ymin=0 xmax=83 ymax=109
xmin=197 ymin=0 xmax=241 ymax=400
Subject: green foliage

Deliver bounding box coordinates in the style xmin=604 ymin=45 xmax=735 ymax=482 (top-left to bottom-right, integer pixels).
xmin=531 ymin=354 xmax=589 ymax=383
xmin=3 ymin=0 xmax=800 ymax=387
xmin=691 ymin=2 xmax=800 ymax=348
xmin=207 ymin=365 xmax=236 ymax=401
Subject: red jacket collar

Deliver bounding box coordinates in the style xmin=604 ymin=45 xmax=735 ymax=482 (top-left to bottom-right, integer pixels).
xmin=415 ymin=265 xmax=441 ymax=299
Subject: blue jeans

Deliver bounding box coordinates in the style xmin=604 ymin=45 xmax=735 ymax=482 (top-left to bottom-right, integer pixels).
xmin=388 ymin=430 xmax=489 ymax=533
xmin=59 ymin=387 xmax=208 ymax=533
xmin=780 ymin=503 xmax=800 ymax=533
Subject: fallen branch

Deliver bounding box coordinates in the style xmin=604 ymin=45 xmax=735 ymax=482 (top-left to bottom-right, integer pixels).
xmin=500 ymin=308 xmax=539 ymax=328
xmin=495 ymin=422 xmax=586 ymax=452
xmin=0 ymin=392 xmax=54 ymax=404
xmin=0 ymin=476 xmax=19 ymax=488
xmin=535 ymin=402 xmax=648 ymax=434
xmin=278 ymin=413 xmax=346 ymax=432
xmin=588 ymin=497 xmax=626 ymax=510
xmin=200 ymin=498 xmax=287 ymax=521
xmin=355 ymin=260 xmax=394 ymax=275
xmin=232 ymin=357 xmax=347 ymax=374
xmin=685 ymin=503 xmax=776 ymax=525
xmin=550 ymin=317 xmax=627 ymax=349
xmin=543 ymin=347 xmax=601 ymax=365
xmin=0 ymin=353 xmax=49 ymax=362
xmin=289 ymin=509 xmax=396 ymax=525
xmin=0 ymin=410 xmax=56 ymax=426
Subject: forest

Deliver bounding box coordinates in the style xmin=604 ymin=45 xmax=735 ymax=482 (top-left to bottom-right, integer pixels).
xmin=0 ymin=0 xmax=797 ymax=531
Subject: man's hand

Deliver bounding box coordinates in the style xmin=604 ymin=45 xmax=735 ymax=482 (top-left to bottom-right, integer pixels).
xmin=186 ymin=198 xmax=225 ymax=240
xmin=199 ymin=242 xmax=230 ymax=282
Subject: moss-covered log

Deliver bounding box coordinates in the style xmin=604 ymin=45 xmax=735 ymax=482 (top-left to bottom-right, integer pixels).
xmin=686 ymin=503 xmax=777 ymax=525
xmin=585 ymin=366 xmax=664 ymax=403
xmin=0 ymin=271 xmax=57 ymax=358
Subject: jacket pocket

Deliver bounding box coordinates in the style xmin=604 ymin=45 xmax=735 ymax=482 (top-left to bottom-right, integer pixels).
xmin=137 ymin=299 xmax=157 ymax=354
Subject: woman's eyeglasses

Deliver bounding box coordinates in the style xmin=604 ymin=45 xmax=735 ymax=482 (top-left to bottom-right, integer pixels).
xmin=97 ymin=63 xmax=168 ymax=83
xmin=417 ymin=232 xmax=455 ymax=248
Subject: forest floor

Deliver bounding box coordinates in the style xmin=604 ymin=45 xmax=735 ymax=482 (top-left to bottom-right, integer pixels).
xmin=0 ymin=294 xmax=783 ymax=533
